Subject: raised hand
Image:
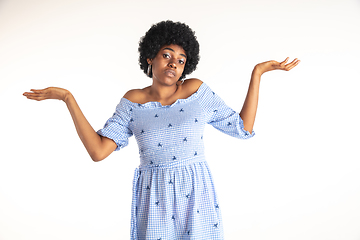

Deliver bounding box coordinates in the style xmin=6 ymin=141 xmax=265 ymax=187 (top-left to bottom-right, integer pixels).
xmin=23 ymin=86 xmax=117 ymax=161
xmin=255 ymin=57 xmax=300 ymax=75
xmin=240 ymin=57 xmax=300 ymax=133
xmin=23 ymin=87 xmax=70 ymax=102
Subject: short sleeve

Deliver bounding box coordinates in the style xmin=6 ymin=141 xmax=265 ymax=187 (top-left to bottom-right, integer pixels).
xmin=97 ymin=98 xmax=134 ymax=151
xmin=197 ymin=83 xmax=255 ymax=139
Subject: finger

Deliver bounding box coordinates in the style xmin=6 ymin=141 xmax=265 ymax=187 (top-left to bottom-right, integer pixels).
xmin=280 ymin=57 xmax=289 ymax=66
xmin=30 ymin=88 xmax=47 ymax=93
xmin=288 ymin=58 xmax=298 ymax=65
xmin=24 ymin=95 xmax=46 ymax=101
xmin=23 ymin=92 xmax=47 ymax=100
xmin=284 ymin=58 xmax=298 ymax=66
xmin=284 ymin=59 xmax=300 ymax=71
xmin=289 ymin=59 xmax=300 ymax=66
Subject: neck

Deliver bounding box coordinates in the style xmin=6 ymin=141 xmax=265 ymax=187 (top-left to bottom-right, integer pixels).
xmin=149 ymin=81 xmax=179 ymax=101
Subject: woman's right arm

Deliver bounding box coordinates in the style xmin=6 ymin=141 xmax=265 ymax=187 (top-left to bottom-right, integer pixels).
xmin=23 ymin=87 xmax=117 ymax=162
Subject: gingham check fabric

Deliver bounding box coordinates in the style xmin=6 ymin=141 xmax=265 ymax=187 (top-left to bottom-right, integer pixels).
xmin=97 ymin=83 xmax=254 ymax=239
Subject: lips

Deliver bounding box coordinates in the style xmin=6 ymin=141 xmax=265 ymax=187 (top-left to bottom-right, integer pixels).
xmin=164 ymin=69 xmax=176 ymax=77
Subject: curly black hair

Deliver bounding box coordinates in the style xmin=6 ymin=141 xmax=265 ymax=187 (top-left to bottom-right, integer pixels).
xmin=138 ymin=20 xmax=200 ymax=80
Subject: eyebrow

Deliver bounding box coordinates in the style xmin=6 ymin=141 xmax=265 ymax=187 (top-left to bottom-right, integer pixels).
xmin=163 ymin=47 xmax=187 ymax=58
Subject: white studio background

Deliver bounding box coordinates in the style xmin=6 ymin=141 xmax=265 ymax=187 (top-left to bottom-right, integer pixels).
xmin=0 ymin=0 xmax=359 ymax=239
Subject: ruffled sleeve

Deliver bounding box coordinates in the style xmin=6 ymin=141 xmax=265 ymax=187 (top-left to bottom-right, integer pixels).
xmin=196 ymin=83 xmax=255 ymax=139
xmin=97 ymin=98 xmax=134 ymax=151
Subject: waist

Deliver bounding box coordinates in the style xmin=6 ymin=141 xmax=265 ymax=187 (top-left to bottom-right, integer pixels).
xmin=139 ymin=154 xmax=206 ymax=170
xmin=139 ymin=143 xmax=204 ymax=168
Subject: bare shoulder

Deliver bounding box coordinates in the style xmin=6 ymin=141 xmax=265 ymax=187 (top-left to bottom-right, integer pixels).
xmin=182 ymin=78 xmax=203 ymax=95
xmin=123 ymin=88 xmax=148 ymax=103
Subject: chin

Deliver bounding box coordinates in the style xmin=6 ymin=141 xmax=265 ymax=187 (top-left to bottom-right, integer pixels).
xmin=155 ymin=76 xmax=178 ymax=86
xmin=163 ymin=80 xmax=178 ymax=86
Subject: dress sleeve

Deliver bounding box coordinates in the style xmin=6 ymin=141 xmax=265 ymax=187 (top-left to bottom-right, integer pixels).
xmin=197 ymin=83 xmax=255 ymax=139
xmin=97 ymin=98 xmax=133 ymax=151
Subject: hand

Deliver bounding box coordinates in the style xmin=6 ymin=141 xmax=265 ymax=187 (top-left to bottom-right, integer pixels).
xmin=23 ymin=87 xmax=71 ymax=102
xmin=255 ymin=57 xmax=300 ymax=75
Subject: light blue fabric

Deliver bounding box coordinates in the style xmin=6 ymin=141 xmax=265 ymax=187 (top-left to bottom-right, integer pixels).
xmin=97 ymin=83 xmax=254 ymax=239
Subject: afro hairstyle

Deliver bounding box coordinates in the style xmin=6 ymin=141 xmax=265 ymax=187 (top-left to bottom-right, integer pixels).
xmin=138 ymin=20 xmax=200 ymax=80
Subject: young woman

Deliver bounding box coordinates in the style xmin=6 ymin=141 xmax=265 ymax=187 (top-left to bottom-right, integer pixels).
xmin=23 ymin=20 xmax=300 ymax=239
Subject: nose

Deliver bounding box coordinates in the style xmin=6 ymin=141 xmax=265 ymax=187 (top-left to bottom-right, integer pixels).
xmin=168 ymin=61 xmax=176 ymax=69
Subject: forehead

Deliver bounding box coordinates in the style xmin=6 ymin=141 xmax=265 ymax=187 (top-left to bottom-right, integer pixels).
xmin=159 ymin=44 xmax=186 ymax=56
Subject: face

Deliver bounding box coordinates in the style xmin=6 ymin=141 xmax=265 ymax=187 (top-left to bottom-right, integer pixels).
xmin=147 ymin=44 xmax=187 ymax=85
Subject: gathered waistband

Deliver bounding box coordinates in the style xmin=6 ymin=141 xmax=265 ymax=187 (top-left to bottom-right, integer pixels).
xmin=138 ymin=154 xmax=206 ymax=171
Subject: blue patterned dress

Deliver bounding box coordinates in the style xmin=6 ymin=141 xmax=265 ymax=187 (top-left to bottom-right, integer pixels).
xmin=97 ymin=83 xmax=254 ymax=239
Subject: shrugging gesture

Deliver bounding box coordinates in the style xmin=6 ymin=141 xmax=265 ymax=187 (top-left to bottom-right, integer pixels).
xmin=23 ymin=87 xmax=70 ymax=101
xmin=23 ymin=87 xmax=117 ymax=161
xmin=256 ymin=57 xmax=300 ymax=73
xmin=240 ymin=57 xmax=300 ymax=133
xmin=22 ymin=20 xmax=301 ymax=238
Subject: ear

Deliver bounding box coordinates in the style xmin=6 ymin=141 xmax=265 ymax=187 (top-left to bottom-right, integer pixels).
xmin=147 ymin=59 xmax=152 ymax=65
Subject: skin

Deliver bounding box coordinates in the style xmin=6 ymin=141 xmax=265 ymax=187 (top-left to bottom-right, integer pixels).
xmin=240 ymin=57 xmax=300 ymax=132
xmin=124 ymin=45 xmax=201 ymax=106
xmin=23 ymin=44 xmax=300 ymax=162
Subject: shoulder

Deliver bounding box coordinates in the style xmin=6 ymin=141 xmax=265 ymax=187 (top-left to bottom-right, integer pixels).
xmin=123 ymin=88 xmax=149 ymax=103
xmin=181 ymin=78 xmax=203 ymax=96
xmin=183 ymin=78 xmax=203 ymax=88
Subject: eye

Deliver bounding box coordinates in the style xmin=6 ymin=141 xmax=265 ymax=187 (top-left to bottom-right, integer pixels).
xmin=163 ymin=53 xmax=170 ymax=59
xmin=178 ymin=59 xmax=185 ymax=65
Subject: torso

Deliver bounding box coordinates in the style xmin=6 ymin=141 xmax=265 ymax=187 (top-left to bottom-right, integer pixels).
xmin=123 ymin=78 xmax=203 ymax=106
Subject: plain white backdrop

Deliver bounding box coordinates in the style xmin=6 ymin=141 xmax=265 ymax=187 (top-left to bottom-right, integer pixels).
xmin=1 ymin=0 xmax=359 ymax=239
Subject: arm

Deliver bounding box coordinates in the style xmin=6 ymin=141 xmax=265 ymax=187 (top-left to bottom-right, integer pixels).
xmin=23 ymin=87 xmax=117 ymax=162
xmin=240 ymin=57 xmax=300 ymax=133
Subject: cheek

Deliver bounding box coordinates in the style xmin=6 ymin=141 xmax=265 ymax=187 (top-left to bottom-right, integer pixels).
xmin=179 ymin=65 xmax=186 ymax=73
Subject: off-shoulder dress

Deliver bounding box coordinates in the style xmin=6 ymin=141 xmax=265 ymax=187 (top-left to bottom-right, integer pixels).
xmin=97 ymin=83 xmax=254 ymax=240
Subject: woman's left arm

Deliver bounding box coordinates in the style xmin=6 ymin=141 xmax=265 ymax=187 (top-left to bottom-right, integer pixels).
xmin=239 ymin=57 xmax=300 ymax=133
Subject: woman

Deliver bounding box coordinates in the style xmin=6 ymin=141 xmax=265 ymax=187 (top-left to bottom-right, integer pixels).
xmin=23 ymin=20 xmax=299 ymax=239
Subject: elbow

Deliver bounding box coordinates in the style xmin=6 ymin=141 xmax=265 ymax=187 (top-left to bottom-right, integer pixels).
xmin=88 ymin=137 xmax=116 ymax=162
xmin=91 ymin=156 xmax=103 ymax=162
xmin=90 ymin=151 xmax=106 ymax=162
